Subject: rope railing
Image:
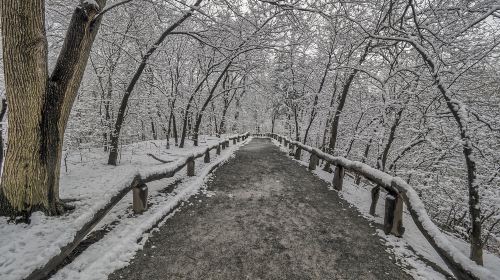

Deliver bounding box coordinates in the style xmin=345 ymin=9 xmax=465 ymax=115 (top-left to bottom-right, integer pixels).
xmin=261 ymin=133 xmax=496 ymax=280
xmin=27 ymin=132 xmax=250 ymax=280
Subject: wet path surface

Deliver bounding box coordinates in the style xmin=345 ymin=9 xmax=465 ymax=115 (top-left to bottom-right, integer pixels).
xmin=109 ymin=138 xmax=412 ymax=280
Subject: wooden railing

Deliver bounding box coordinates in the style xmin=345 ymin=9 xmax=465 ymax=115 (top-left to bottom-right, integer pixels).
xmin=260 ymin=133 xmax=496 ymax=280
xmin=27 ymin=133 xmax=250 ymax=280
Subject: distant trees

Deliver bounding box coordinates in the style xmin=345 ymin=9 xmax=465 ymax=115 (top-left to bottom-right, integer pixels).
xmin=258 ymin=0 xmax=500 ymax=265
xmin=107 ymin=0 xmax=203 ymax=165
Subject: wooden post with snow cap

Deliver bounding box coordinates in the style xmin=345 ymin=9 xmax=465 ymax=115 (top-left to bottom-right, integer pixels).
xmin=216 ymin=144 xmax=221 ymax=155
xmin=308 ymin=153 xmax=318 ymax=170
xmin=187 ymin=156 xmax=195 ymax=176
xmin=132 ymin=182 xmax=148 ymax=214
xmin=384 ymin=190 xmax=405 ymax=237
xmin=289 ymin=143 xmax=295 ymax=156
xmin=332 ymin=165 xmax=344 ymax=191
xmin=294 ymin=146 xmax=301 ymax=160
xmin=369 ymin=186 xmax=381 ymax=216
xmin=204 ymin=149 xmax=210 ymax=163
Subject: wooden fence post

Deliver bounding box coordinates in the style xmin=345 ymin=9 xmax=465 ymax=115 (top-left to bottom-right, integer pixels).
xmin=204 ymin=150 xmax=210 ymax=163
xmin=308 ymin=153 xmax=318 ymax=170
xmin=233 ymin=138 xmax=236 ymax=144
xmin=384 ymin=192 xmax=405 ymax=237
xmin=187 ymin=157 xmax=195 ymax=176
xmin=333 ymin=165 xmax=344 ymax=191
xmin=369 ymin=186 xmax=381 ymax=215
xmin=279 ymin=136 xmax=283 ymax=144
xmin=133 ymin=182 xmax=148 ymax=214
xmin=294 ymin=147 xmax=301 ymax=160
xmin=354 ymin=174 xmax=361 ymax=185
xmin=216 ymin=144 xmax=221 ymax=155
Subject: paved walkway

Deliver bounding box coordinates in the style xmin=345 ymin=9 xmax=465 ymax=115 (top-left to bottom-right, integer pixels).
xmin=109 ymin=138 xmax=412 ymax=280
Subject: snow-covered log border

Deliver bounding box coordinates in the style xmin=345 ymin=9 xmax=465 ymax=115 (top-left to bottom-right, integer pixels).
xmin=264 ymin=133 xmax=496 ymax=280
xmin=26 ymin=133 xmax=250 ymax=280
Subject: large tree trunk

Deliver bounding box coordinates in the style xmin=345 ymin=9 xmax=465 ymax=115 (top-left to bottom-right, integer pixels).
xmin=0 ymin=0 xmax=105 ymax=217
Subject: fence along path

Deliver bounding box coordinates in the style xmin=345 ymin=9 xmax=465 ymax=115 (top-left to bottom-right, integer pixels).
xmin=27 ymin=133 xmax=250 ymax=280
xmin=108 ymin=137 xmax=412 ymax=280
xmin=263 ymin=133 xmax=495 ymax=280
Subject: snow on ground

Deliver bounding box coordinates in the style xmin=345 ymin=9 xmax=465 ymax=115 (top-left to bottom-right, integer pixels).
xmin=271 ymin=138 xmax=500 ymax=280
xmin=0 ymin=135 xmax=246 ymax=280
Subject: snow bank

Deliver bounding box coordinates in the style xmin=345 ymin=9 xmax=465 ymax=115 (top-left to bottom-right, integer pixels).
xmin=51 ymin=137 xmax=249 ymax=280
xmin=0 ymin=134 xmax=248 ymax=280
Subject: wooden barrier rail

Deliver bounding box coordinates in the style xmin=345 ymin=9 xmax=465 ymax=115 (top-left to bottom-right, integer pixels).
xmin=27 ymin=133 xmax=250 ymax=280
xmin=259 ymin=133 xmax=496 ymax=280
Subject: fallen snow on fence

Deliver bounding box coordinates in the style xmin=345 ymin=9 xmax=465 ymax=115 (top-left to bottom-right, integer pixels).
xmin=272 ymin=138 xmax=500 ymax=280
xmin=0 ymin=135 xmax=243 ymax=280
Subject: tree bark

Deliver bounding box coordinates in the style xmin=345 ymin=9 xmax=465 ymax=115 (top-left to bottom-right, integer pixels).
xmin=0 ymin=0 xmax=105 ymax=216
xmin=0 ymin=99 xmax=7 ymax=171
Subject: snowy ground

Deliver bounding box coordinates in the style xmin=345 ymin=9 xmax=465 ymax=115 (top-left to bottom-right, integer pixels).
xmin=0 ymin=135 xmax=247 ymax=280
xmin=271 ymin=138 xmax=500 ymax=280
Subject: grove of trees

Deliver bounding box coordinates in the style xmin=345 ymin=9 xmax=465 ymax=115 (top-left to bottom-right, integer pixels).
xmin=0 ymin=0 xmax=499 ymax=266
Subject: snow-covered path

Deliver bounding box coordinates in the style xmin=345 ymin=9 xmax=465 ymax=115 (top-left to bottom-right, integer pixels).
xmin=108 ymin=138 xmax=413 ymax=280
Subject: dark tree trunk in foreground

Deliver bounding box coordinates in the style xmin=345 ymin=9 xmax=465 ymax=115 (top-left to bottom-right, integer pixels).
xmin=0 ymin=0 xmax=106 ymax=217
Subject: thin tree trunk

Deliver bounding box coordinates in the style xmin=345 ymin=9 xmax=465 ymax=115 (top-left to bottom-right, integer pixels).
xmin=172 ymin=111 xmax=178 ymax=146
xmin=403 ymin=38 xmax=484 ymax=264
xmin=303 ymin=47 xmax=332 ymax=145
xmin=323 ymin=45 xmax=370 ymax=172
xmin=108 ymin=0 xmax=202 ymax=164
xmin=355 ymin=136 xmax=373 ymax=185
xmin=150 ymin=119 xmax=157 ymax=140
xmin=166 ymin=110 xmax=173 ymax=148
xmin=192 ymin=62 xmax=232 ymax=146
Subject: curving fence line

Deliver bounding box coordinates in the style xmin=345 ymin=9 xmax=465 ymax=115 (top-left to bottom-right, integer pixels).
xmin=27 ymin=133 xmax=250 ymax=280
xmin=257 ymin=133 xmax=496 ymax=280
